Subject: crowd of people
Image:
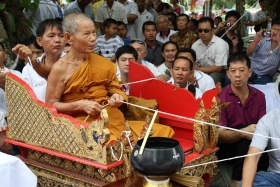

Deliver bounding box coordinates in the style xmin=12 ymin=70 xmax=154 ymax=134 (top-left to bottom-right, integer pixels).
xmin=0 ymin=0 xmax=280 ymax=186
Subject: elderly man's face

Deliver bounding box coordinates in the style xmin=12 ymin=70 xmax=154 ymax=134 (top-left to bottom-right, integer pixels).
xmin=157 ymin=16 xmax=168 ymax=33
xmin=130 ymin=42 xmax=146 ymax=63
xmin=71 ymin=19 xmax=96 ymax=53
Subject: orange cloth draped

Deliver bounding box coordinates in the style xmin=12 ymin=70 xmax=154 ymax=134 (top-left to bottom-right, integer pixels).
xmin=61 ymin=54 xmax=174 ymax=140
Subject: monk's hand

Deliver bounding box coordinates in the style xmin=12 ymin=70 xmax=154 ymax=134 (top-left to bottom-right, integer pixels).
xmin=108 ymin=93 xmax=124 ymax=108
xmin=81 ymin=100 xmax=102 ymax=117
xmin=12 ymin=44 xmax=33 ymax=64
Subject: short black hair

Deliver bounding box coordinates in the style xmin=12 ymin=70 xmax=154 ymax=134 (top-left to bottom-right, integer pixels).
xmin=36 ymin=19 xmax=63 ymax=37
xmin=104 ymin=18 xmax=118 ymax=29
xmin=214 ymin=16 xmax=222 ymax=22
xmin=142 ymin=21 xmax=157 ymax=32
xmin=175 ymin=48 xmax=196 ymax=62
xmin=158 ymin=2 xmax=171 ymax=13
xmin=23 ymin=35 xmax=42 ymax=50
xmin=177 ymin=14 xmax=190 ymax=22
xmin=225 ymin=10 xmax=241 ymax=23
xmin=161 ymin=41 xmax=178 ymax=52
xmin=172 ymin=56 xmax=194 ymax=71
xmin=166 ymin=12 xmax=178 ymax=21
xmin=117 ymin=21 xmax=127 ymax=28
xmin=115 ymin=45 xmax=138 ymax=61
xmin=198 ymin=17 xmax=214 ymax=28
xmin=272 ymin=15 xmax=280 ymax=27
xmin=189 ymin=19 xmax=198 ymax=29
xmin=227 ymin=52 xmax=251 ymax=69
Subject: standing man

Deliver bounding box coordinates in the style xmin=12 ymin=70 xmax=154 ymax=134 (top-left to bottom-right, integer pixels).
xmin=64 ymin=0 xmax=94 ymax=22
xmin=218 ymin=52 xmax=268 ymax=187
xmin=23 ymin=0 xmax=60 ymax=36
xmin=142 ymin=21 xmax=164 ymax=67
xmin=156 ymin=15 xmax=177 ymax=43
xmin=191 ymin=17 xmax=229 ymax=86
xmin=135 ymin=0 xmax=153 ymax=40
xmin=95 ymin=0 xmax=127 ymax=35
xmin=169 ymin=14 xmax=198 ymax=49
xmin=118 ymin=0 xmax=138 ymax=39
xmin=253 ymin=0 xmax=270 ymax=32
xmin=145 ymin=0 xmax=158 ymax=22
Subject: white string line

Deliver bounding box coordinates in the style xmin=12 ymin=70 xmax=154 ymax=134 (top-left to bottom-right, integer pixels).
xmin=182 ymin=147 xmax=280 ymax=169
xmin=195 ymin=0 xmax=260 ymax=64
xmin=120 ymin=78 xmax=156 ymax=86
xmin=121 ymin=100 xmax=280 ymax=142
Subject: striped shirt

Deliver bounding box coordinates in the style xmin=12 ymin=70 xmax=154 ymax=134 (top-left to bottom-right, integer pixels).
xmin=250 ymin=38 xmax=280 ymax=77
xmin=94 ymin=35 xmax=124 ymax=59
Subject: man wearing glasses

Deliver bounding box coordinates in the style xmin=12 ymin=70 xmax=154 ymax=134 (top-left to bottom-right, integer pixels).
xmin=130 ymin=39 xmax=170 ymax=82
xmin=191 ymin=17 xmax=229 ymax=87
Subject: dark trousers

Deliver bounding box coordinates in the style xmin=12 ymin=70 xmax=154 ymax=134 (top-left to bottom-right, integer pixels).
xmin=217 ymin=139 xmax=269 ymax=181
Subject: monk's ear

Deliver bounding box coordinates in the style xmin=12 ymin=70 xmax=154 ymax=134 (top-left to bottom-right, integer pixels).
xmin=64 ymin=32 xmax=73 ymax=45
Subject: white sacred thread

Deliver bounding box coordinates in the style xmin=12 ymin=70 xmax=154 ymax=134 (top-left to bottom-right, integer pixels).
xmin=182 ymin=147 xmax=280 ymax=169
xmin=120 ymin=78 xmax=156 ymax=86
xmin=121 ymin=100 xmax=280 ymax=142
xmin=110 ymin=142 xmax=124 ymax=161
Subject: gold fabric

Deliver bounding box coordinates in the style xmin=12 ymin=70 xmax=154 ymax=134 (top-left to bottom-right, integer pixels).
xmin=61 ymin=54 xmax=174 ymax=140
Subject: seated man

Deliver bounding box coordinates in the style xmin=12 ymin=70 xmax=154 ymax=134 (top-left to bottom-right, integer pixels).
xmin=169 ymin=56 xmax=202 ymax=99
xmin=175 ymin=48 xmax=215 ymax=94
xmin=246 ymin=16 xmax=280 ymax=84
xmin=129 ymin=39 xmax=169 ymax=82
xmin=242 ymin=108 xmax=280 ymax=186
xmin=218 ymin=52 xmax=268 ymax=187
xmin=46 ymin=13 xmax=174 ymax=141
xmin=191 ymin=17 xmax=229 ymax=87
xmin=157 ymin=41 xmax=178 ymax=78
xmin=116 ymin=45 xmax=138 ymax=94
xmin=19 ymin=19 xmax=66 ymax=102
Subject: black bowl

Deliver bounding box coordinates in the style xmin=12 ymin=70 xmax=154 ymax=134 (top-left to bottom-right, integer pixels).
xmin=131 ymin=137 xmax=185 ymax=177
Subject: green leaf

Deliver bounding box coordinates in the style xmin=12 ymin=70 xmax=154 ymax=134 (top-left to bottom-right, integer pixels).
xmin=0 ymin=2 xmax=6 ymax=11
xmin=20 ymin=0 xmax=39 ymax=11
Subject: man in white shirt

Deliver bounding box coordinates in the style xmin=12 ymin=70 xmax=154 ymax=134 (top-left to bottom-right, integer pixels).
xmin=157 ymin=41 xmax=178 ymax=78
xmin=118 ymin=0 xmax=138 ymax=39
xmin=169 ymin=56 xmax=202 ymax=99
xmin=135 ymin=0 xmax=154 ymax=40
xmin=156 ymin=15 xmax=177 ymax=43
xmin=175 ymin=48 xmax=215 ymax=93
xmin=192 ymin=17 xmax=229 ymax=87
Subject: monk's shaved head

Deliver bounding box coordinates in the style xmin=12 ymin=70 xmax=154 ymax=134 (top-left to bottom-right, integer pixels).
xmin=63 ymin=13 xmax=92 ymax=35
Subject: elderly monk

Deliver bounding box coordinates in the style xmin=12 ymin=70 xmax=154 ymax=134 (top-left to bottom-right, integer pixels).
xmin=45 ymin=13 xmax=174 ymax=141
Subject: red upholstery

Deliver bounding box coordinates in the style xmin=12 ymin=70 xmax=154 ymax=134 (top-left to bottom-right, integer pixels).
xmin=128 ymin=60 xmax=218 ymax=153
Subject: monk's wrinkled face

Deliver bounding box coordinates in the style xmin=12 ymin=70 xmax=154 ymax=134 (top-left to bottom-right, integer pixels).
xmin=71 ymin=19 xmax=96 ymax=54
xmin=116 ymin=53 xmax=135 ymax=75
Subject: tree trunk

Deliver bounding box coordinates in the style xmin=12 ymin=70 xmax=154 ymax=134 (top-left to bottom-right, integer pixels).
xmin=236 ymin=0 xmax=246 ymax=37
